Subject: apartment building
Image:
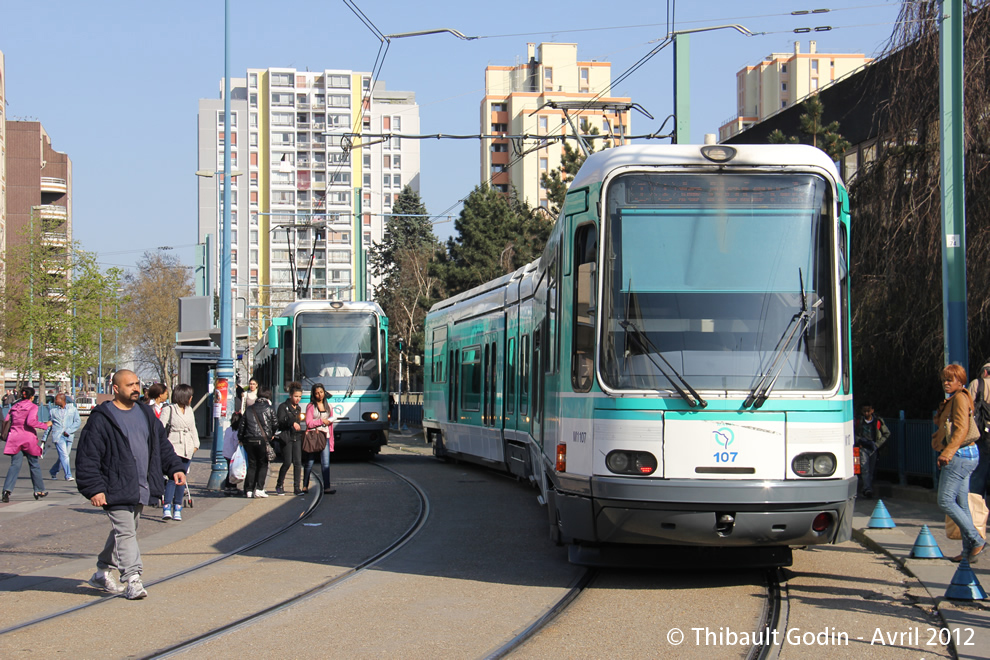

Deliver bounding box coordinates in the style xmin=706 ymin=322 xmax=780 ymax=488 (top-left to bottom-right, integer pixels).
xmin=719 ymin=41 xmax=872 ymax=142
xmin=481 ymin=43 xmax=631 ymax=210
xmin=197 ymin=68 xmax=420 ymax=341
xmin=5 ymin=121 xmax=72 ymax=257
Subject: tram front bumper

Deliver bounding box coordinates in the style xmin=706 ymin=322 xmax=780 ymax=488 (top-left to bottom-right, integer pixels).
xmin=558 ymin=476 xmax=856 ymax=547
xmin=333 ymin=421 xmax=389 ymax=451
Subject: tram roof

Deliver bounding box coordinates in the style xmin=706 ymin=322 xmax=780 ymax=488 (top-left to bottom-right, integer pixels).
xmin=570 ymin=144 xmax=842 ymax=190
xmin=276 ymin=300 xmax=385 ymax=318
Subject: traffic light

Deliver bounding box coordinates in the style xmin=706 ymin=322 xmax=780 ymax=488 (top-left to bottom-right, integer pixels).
xmin=397 ymin=338 xmax=405 ymax=352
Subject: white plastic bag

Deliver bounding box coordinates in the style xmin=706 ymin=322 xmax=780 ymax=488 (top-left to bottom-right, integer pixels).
xmin=229 ymin=445 xmax=247 ymax=484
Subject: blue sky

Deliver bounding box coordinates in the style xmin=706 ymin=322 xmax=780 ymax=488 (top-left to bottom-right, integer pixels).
xmin=1 ymin=0 xmax=903 ymax=273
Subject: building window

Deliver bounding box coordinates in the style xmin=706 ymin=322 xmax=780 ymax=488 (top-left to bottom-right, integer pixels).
xmin=384 ymin=174 xmax=391 ymax=188
xmin=539 ymin=116 xmax=548 ymax=131
xmin=383 ymin=155 xmax=391 ymax=169
xmin=580 ymin=68 xmax=589 ymax=83
xmin=328 ymin=75 xmax=350 ymax=88
xmin=363 ymin=115 xmax=371 ymax=130
xmin=272 ymin=92 xmax=294 ymax=106
xmin=363 ymin=174 xmax=371 ymax=189
xmin=782 ymin=101 xmax=787 ymax=108
xmin=781 ymin=82 xmax=787 ymax=91
xmin=250 ymin=230 xmax=259 ymax=245
xmin=249 ymin=93 xmax=257 ymax=107
xmin=271 ymin=72 xmax=292 ymax=86
xmin=544 ymin=67 xmax=553 ymax=84
xmin=383 ymin=116 xmax=391 ymax=131
xmin=393 ymin=116 xmax=401 ymax=131
xmin=393 ymin=155 xmax=401 ymax=169
xmin=250 ymin=249 xmax=259 ymax=264
xmin=491 ymin=143 xmax=508 ymax=153
xmin=539 ymin=158 xmax=548 ymax=170
xmin=491 ymin=102 xmax=506 ymax=112
xmin=363 ymin=153 xmax=371 ymax=168
xmin=494 ymin=184 xmax=509 ymax=193
xmin=491 ymin=123 xmax=507 ymax=133
xmin=493 ymin=164 xmax=505 ymax=173
xmin=393 ymin=174 xmax=401 ymax=188
xmin=249 ymin=73 xmax=258 ymax=88
xmin=781 ymin=64 xmax=787 ymax=74
xmin=812 ymin=60 xmax=819 ymax=72
xmin=328 ymin=95 xmax=350 ymax=108
xmin=362 ymin=77 xmax=371 ymax=91
xmin=218 ymin=112 xmax=237 ymax=127
xmin=249 ymin=132 xmax=258 ymax=147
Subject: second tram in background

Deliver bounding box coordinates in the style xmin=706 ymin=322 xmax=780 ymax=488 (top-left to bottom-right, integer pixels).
xmin=253 ymin=301 xmax=390 ymax=455
xmin=423 ymin=143 xmax=855 ymax=566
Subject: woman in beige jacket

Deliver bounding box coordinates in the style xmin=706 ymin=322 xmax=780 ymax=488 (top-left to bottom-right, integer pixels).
xmin=932 ymin=364 xmax=985 ymax=562
xmin=161 ymin=384 xmax=199 ymax=521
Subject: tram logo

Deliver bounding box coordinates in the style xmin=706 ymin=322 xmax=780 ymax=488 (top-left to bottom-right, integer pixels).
xmin=334 ymin=404 xmax=344 ymax=416
xmin=714 ymin=427 xmax=734 ymax=448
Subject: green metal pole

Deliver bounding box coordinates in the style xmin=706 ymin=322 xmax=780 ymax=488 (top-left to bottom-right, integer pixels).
xmin=940 ymin=0 xmax=968 ymax=367
xmin=674 ymin=34 xmax=690 ymax=144
xmin=354 ymin=186 xmax=363 ymax=301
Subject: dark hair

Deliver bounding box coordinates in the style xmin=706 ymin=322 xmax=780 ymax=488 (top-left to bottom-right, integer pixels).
xmin=147 ymin=383 xmax=167 ymax=401
xmin=258 ymin=386 xmax=273 ymax=400
xmin=288 ymin=381 xmax=303 ymax=395
xmin=172 ymin=383 xmax=194 ymax=407
xmin=309 ymin=383 xmax=326 ymax=404
xmin=236 ymin=385 xmax=244 ymax=398
xmin=230 ymin=411 xmax=242 ymax=430
xmin=20 ymin=387 xmax=35 ymax=400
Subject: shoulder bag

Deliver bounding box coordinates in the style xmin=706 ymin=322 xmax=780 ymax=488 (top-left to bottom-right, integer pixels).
xmin=944 ymin=404 xmax=982 ymax=446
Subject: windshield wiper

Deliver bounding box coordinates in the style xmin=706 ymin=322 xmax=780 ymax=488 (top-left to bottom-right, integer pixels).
xmin=620 ymin=318 xmax=708 ymax=408
xmin=345 ymin=356 xmax=365 ymax=399
xmin=744 ymin=270 xmax=822 ymax=409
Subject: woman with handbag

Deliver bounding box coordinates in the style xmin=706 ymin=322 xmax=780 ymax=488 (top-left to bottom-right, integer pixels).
xmin=2 ymin=387 xmax=52 ymax=502
xmin=240 ymin=386 xmax=277 ymax=498
xmin=303 ymin=383 xmax=336 ymax=495
xmin=933 ymin=364 xmax=987 ymax=563
xmin=161 ymin=384 xmax=199 ymax=520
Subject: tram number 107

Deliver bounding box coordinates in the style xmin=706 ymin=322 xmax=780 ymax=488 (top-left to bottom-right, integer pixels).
xmin=713 ymin=452 xmax=739 ymax=463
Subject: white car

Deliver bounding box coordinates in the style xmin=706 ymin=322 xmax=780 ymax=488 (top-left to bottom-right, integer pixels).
xmin=75 ymin=396 xmax=96 ymax=414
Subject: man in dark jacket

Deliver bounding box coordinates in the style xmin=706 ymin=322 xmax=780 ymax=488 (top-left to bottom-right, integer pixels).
xmin=855 ymin=404 xmax=890 ymax=500
xmin=76 ymin=370 xmax=186 ymax=600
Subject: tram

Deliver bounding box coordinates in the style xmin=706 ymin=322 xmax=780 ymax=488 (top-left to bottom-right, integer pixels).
xmin=423 ymin=144 xmax=855 ymax=565
xmin=253 ymin=301 xmax=390 ymax=454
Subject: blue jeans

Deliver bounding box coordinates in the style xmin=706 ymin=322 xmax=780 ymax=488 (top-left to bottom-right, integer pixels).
xmin=3 ymin=451 xmax=45 ymax=493
xmin=938 ymin=447 xmax=984 ymax=553
xmin=49 ymin=434 xmax=73 ymax=479
xmin=303 ymin=444 xmax=331 ymax=490
xmin=164 ymin=458 xmax=192 ymax=507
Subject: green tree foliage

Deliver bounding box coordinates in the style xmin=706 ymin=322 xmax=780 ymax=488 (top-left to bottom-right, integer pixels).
xmin=435 ymin=184 xmax=551 ymax=298
xmin=766 ymin=97 xmax=849 ymax=161
xmin=0 ymin=220 xmax=123 ymax=398
xmin=368 ymin=185 xmax=443 ymax=391
xmin=540 ymin=123 xmax=610 ymax=216
xmin=122 ymin=250 xmax=193 ymax=389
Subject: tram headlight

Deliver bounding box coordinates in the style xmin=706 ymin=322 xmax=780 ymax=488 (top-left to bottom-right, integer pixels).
xmin=791 ymin=452 xmax=837 ymax=477
xmin=362 ymin=411 xmax=380 ymax=421
xmin=605 ymin=450 xmax=657 ymax=476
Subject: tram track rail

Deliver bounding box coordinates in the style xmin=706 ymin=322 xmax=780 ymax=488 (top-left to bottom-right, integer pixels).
xmin=146 ymin=461 xmax=430 ymax=659
xmin=749 ymin=568 xmax=788 ymax=660
xmin=0 ymin=482 xmax=327 ymax=638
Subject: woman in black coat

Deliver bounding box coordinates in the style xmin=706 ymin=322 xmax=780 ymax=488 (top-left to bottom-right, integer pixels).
xmin=239 ymin=386 xmax=277 ymax=498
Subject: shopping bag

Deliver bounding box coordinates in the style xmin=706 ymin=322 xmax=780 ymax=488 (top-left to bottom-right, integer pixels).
xmin=945 ymin=493 xmax=988 ymax=540
xmin=229 ymin=445 xmax=247 ymax=484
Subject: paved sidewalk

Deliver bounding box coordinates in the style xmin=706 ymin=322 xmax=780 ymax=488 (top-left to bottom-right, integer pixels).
xmin=853 ymin=483 xmax=990 ymax=660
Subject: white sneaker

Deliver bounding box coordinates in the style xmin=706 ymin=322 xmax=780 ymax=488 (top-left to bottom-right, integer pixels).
xmin=87 ymin=570 xmax=125 ymax=594
xmin=254 ymin=489 xmax=269 ymax=498
xmin=246 ymin=491 xmax=254 ymax=498
xmin=125 ymin=575 xmax=147 ymax=600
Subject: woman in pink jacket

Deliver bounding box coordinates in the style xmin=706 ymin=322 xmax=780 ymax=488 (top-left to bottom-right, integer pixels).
xmin=303 ymin=383 xmax=336 ymax=495
xmin=3 ymin=387 xmax=52 ymax=502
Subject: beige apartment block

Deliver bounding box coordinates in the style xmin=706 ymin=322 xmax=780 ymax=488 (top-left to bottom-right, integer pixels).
xmin=481 ymin=43 xmax=632 ymax=210
xmin=719 ymin=40 xmax=872 ymax=142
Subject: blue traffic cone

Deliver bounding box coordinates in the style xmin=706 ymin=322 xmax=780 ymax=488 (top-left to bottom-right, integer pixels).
xmin=867 ymin=499 xmax=896 ymax=529
xmin=909 ymin=525 xmax=943 ymax=558
xmin=945 ymin=559 xmax=988 ymax=600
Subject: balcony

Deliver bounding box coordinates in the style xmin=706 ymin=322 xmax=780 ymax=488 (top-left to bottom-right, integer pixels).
xmin=297 ymin=122 xmax=311 ymax=130
xmin=40 ymin=177 xmax=68 ymax=194
xmin=34 ymin=204 xmax=67 ymax=219
xmin=312 ymin=162 xmax=326 ymax=171
xmin=297 ymin=103 xmax=310 ymax=110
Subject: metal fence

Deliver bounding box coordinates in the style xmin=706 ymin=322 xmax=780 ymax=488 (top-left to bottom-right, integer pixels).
xmin=876 ymin=415 xmax=938 ymax=487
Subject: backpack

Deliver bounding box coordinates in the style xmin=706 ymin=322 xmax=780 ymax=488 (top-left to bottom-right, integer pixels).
xmin=0 ymin=416 xmax=10 ymax=442
xmin=975 ymin=379 xmax=990 ymax=440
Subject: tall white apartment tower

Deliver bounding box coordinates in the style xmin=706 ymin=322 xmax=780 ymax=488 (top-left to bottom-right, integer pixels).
xmin=481 ymin=43 xmax=631 ymax=210
xmin=198 ymin=69 xmax=420 ymax=342
xmin=718 ymin=41 xmax=872 ymax=141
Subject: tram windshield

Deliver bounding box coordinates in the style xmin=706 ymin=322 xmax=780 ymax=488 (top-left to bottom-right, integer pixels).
xmin=600 ymin=172 xmax=837 ymax=393
xmin=292 ymin=312 xmax=381 ymax=393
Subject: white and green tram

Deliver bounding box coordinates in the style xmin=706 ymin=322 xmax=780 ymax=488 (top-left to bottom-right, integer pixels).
xmin=423 ymin=144 xmax=855 ymax=565
xmin=253 ymin=301 xmax=390 ymax=455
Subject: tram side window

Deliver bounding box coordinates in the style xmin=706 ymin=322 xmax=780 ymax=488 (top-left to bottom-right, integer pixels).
xmin=432 ymin=342 xmax=445 ymax=383
xmin=506 ymin=337 xmax=516 ymax=414
xmin=461 ymin=346 xmax=481 ymax=412
xmin=489 ymin=341 xmax=497 ymax=425
xmin=839 ymin=223 xmax=850 ymax=395
xmin=482 ymin=344 xmax=490 ymax=425
xmin=572 ymin=224 xmax=597 ymax=392
xmin=547 ymin=255 xmax=558 ymax=375
xmin=520 ymin=334 xmax=530 ymax=415
xmin=282 ymin=330 xmax=293 ymax=388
